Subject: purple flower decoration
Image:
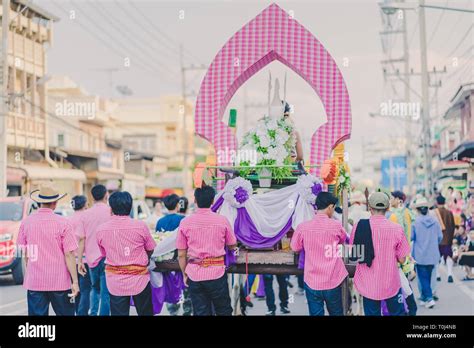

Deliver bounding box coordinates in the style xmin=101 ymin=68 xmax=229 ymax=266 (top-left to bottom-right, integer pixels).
xmin=311 ymin=183 xmax=323 ymax=196
xmin=234 ymin=186 xmax=249 ymax=204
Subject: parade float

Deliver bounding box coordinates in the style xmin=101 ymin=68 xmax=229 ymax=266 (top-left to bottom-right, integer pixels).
xmin=152 ymin=3 xmax=355 ymax=314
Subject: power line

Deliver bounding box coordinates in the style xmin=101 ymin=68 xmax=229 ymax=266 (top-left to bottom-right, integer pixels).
xmin=69 ymin=0 xmax=176 ymax=80
xmin=445 ymin=24 xmax=473 ymax=59
xmin=50 ymin=0 xmax=168 ymax=83
xmin=84 ymin=0 xmax=179 ymax=80
xmin=125 ymin=0 xmax=205 ymax=66
xmin=110 ymin=0 xmax=183 ymax=64
xmin=427 ymin=0 xmax=449 ymax=45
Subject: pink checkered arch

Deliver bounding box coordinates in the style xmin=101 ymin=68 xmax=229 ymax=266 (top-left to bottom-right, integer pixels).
xmin=195 ymin=3 xmax=351 ymax=185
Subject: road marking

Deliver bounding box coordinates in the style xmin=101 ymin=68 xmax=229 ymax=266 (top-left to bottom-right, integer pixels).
xmin=0 ymin=298 xmax=26 ymax=310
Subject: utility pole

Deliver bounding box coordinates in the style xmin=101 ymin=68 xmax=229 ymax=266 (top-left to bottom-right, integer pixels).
xmin=419 ymin=0 xmax=432 ymax=196
xmin=179 ymin=45 xmax=189 ymax=198
xmin=179 ymin=45 xmax=207 ymax=198
xmin=402 ymin=6 xmax=413 ymax=195
xmin=0 ymin=0 xmax=10 ymax=197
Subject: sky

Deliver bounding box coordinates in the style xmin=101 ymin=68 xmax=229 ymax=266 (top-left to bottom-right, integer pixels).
xmin=34 ymin=0 xmax=473 ymax=170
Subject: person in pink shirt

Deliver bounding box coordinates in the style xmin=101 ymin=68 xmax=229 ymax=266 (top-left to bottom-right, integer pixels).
xmin=17 ymin=185 xmax=79 ymax=316
xmin=349 ymin=191 xmax=411 ymax=316
xmin=77 ymin=184 xmax=111 ymax=316
xmin=68 ymin=195 xmax=91 ymax=316
xmin=176 ymin=185 xmax=238 ymax=316
xmin=291 ymin=192 xmax=348 ymax=316
xmin=96 ymin=191 xmax=156 ymax=316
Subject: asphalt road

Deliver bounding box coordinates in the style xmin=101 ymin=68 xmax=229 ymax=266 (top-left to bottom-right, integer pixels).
xmin=0 ymin=263 xmax=473 ymax=316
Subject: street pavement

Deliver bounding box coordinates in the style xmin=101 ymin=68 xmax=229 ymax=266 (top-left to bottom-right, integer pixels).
xmin=0 ymin=263 xmax=472 ymax=316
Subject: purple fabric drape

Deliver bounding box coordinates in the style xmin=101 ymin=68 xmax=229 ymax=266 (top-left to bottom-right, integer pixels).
xmin=212 ymin=196 xmax=300 ymax=248
xmin=132 ymin=272 xmax=185 ymax=314
xmin=211 ymin=195 xmax=224 ymax=212
xmin=225 ymin=247 xmax=236 ymax=267
xmin=298 ymin=249 xmax=305 ymax=269
xmin=256 ymin=275 xmax=266 ymax=297
xmin=234 ymin=207 xmax=292 ymax=248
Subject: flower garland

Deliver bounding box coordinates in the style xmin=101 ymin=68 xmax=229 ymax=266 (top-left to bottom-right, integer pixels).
xmin=320 ymin=159 xmax=337 ymax=184
xmin=239 ymin=116 xmax=296 ymax=180
xmin=336 ymin=164 xmax=351 ymax=194
xmin=222 ymin=177 xmax=253 ymax=208
xmin=296 ymin=174 xmax=324 ymax=206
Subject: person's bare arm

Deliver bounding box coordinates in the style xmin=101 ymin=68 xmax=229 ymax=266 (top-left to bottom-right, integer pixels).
xmin=65 ymin=251 xmax=80 ymax=297
xmin=295 ymin=131 xmax=304 ymax=162
xmin=178 ymin=249 xmax=188 ymax=286
xmin=77 ymin=237 xmax=87 ymax=276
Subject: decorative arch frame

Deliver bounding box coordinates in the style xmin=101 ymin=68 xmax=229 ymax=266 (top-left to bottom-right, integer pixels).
xmin=195 ymin=3 xmax=351 ymax=186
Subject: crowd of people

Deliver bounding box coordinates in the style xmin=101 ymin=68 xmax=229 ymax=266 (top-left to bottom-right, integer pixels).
xmin=16 ymin=181 xmax=474 ymax=316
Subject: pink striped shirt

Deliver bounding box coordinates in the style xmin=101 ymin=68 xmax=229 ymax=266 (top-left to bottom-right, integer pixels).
xmin=17 ymin=208 xmax=78 ymax=291
xmin=77 ymin=202 xmax=111 ymax=268
xmin=68 ymin=210 xmax=86 ymax=262
xmin=176 ymin=208 xmax=237 ymax=282
xmin=291 ymin=213 xmax=348 ymax=290
xmin=349 ymin=215 xmax=411 ymax=300
xmin=96 ymin=215 xmax=156 ymax=296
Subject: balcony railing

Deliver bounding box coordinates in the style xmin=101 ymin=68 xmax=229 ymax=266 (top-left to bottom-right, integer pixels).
xmin=6 ymin=111 xmax=45 ymax=150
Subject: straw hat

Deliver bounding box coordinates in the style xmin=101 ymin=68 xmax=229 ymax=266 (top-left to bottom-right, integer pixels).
xmin=350 ymin=191 xmax=366 ymax=204
xmin=412 ymin=196 xmax=430 ymax=208
xmin=30 ymin=184 xmax=67 ymax=204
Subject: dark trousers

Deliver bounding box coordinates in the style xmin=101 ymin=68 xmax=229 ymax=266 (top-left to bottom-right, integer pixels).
xmin=405 ymin=293 xmax=418 ymax=316
xmin=304 ymin=282 xmax=344 ymax=316
xmin=76 ymin=263 xmax=91 ymax=316
xmin=363 ymin=289 xmax=406 ymax=316
xmin=167 ymin=288 xmax=193 ymax=316
xmin=188 ymin=274 xmax=232 ymax=316
xmin=109 ymin=282 xmax=153 ymax=316
xmin=263 ymin=274 xmax=289 ymax=312
xmin=416 ymin=264 xmax=434 ymax=301
xmin=297 ymin=274 xmax=305 ymax=290
xmin=89 ymin=258 xmax=110 ymax=316
xmin=27 ymin=290 xmax=75 ymax=316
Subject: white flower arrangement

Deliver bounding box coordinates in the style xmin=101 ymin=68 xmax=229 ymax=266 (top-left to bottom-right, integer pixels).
xmin=152 ymin=232 xmax=175 ymax=262
xmin=296 ymin=174 xmax=323 ymax=205
xmin=239 ymin=116 xmax=296 ymax=180
xmin=222 ymin=177 xmax=253 ymax=208
xmin=336 ymin=164 xmax=351 ymax=194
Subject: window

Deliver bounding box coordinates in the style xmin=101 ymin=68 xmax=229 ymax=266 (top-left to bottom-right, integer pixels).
xmin=58 ymin=133 xmax=65 ymax=147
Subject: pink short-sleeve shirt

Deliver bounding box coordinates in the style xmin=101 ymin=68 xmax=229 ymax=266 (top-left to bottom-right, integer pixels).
xmin=176 ymin=208 xmax=236 ymax=282
xmin=77 ymin=202 xmax=111 ymax=268
xmin=96 ymin=216 xmax=156 ymax=296
xmin=349 ymin=215 xmax=411 ymax=300
xmin=291 ymin=213 xmax=348 ymax=290
xmin=17 ymin=208 xmax=78 ymax=291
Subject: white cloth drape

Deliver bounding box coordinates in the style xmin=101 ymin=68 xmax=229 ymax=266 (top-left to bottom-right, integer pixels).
xmin=216 ymin=182 xmax=315 ymax=237
xmin=151 ymin=229 xmax=178 ymax=258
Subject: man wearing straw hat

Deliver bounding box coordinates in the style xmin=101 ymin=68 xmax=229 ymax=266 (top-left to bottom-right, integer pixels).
xmin=17 ymin=184 xmax=79 ymax=316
